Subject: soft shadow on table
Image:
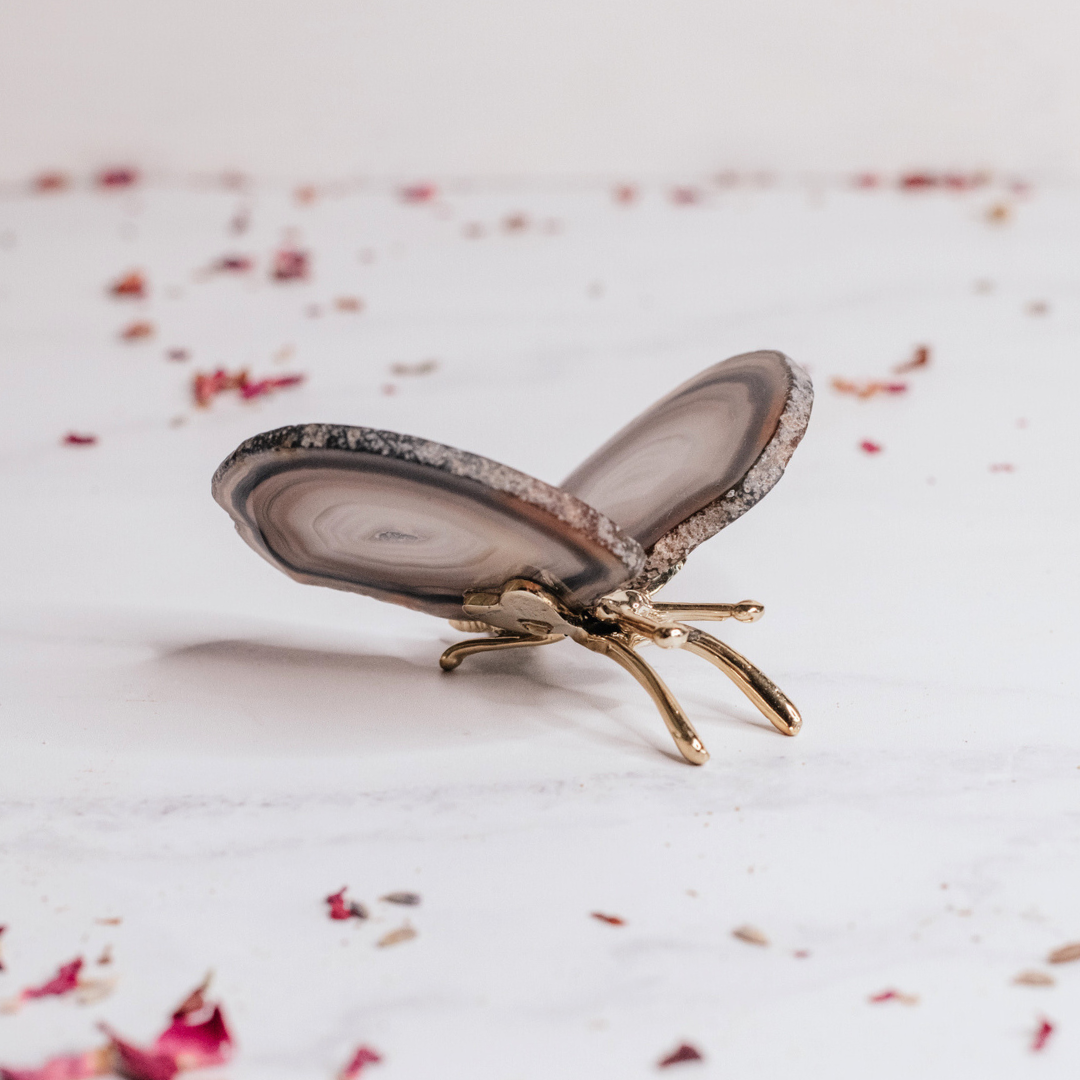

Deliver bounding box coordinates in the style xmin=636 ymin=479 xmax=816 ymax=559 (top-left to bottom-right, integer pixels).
xmin=139 ymin=634 xmax=776 ymax=760
xmin=136 ymin=635 xmax=661 ymax=758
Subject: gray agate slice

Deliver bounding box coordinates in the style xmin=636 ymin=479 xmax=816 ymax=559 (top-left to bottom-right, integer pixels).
xmin=212 ymin=425 xmax=645 ymax=619
xmin=561 ymin=351 xmax=812 ymax=589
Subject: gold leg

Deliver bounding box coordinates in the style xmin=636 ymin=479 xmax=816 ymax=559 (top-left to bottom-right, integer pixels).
xmin=650 ymin=599 xmax=764 ymax=623
xmin=681 ymin=628 xmax=801 ymax=736
xmin=578 ymin=634 xmax=709 ymax=765
xmin=439 ymin=633 xmax=563 ymax=671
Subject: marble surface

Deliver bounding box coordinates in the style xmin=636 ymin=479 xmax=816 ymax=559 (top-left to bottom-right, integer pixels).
xmin=1 ymin=176 xmax=1079 ymax=1078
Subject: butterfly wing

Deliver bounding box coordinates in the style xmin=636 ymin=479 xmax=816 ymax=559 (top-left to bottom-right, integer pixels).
xmin=213 ymin=424 xmax=645 ymax=619
xmin=560 ymin=351 xmax=812 ymax=589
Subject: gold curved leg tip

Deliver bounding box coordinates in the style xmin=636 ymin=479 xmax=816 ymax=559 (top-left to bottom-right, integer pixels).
xmin=439 ymin=649 xmax=464 ymax=672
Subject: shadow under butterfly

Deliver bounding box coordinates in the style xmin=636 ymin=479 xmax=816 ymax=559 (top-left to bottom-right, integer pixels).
xmin=213 ymin=350 xmax=813 ymax=764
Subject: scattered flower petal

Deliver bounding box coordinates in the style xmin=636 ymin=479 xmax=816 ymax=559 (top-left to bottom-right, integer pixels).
xmin=893 ymin=345 xmax=931 ymax=373
xmin=105 ymin=1032 xmax=177 ymax=1080
xmin=670 ymin=187 xmax=700 ymax=205
xmin=590 ymin=913 xmax=625 ymax=926
xmin=96 ymin=946 xmax=112 ymax=967
xmin=294 ymin=185 xmax=317 ymax=205
xmin=192 ymin=369 xmax=304 ymax=407
xmin=1026 ymin=300 xmax=1049 ymax=316
xmin=98 ymin=168 xmax=139 ymax=189
xmin=271 ymin=249 xmax=310 ymax=282
xmin=860 ymin=440 xmax=883 ymax=454
xmin=613 ymin=184 xmax=638 ymax=204
xmin=400 ymin=184 xmax=437 ymax=204
xmin=211 ymin=256 xmax=253 ymax=273
xmin=1015 ymin=970 xmax=1055 ymax=987
xmin=503 ymin=213 xmax=529 ymax=232
xmin=831 ymin=377 xmax=908 ymax=399
xmin=110 ymin=271 xmax=146 ymax=299
xmin=326 ymin=888 xmax=368 ymax=922
xmin=239 ymin=374 xmax=305 ymax=400
xmin=337 ymin=1046 xmax=382 ymax=1079
xmin=63 ymin=433 xmax=98 ymax=446
xmin=389 ymin=360 xmax=437 ymax=377
xmin=868 ymin=989 xmax=919 ymax=1005
xmin=380 ymin=893 xmax=420 ymax=906
xmin=120 ymin=321 xmax=154 ymax=342
xmin=166 ymin=349 xmax=189 ymax=362
xmin=33 ymin=173 xmax=69 ymax=194
xmin=731 ymin=925 xmax=768 ymax=946
xmin=335 ymin=296 xmax=364 ymax=312
xmin=0 ymin=1047 xmax=111 ymax=1080
xmin=986 ymin=202 xmax=1011 ymax=223
xmin=376 ymin=924 xmax=417 ymax=948
xmin=658 ymin=1043 xmax=704 ymax=1067
xmin=1031 ymin=1017 xmax=1054 ymax=1052
xmin=1048 ymin=942 xmax=1080 ymax=964
xmin=989 ymin=463 xmax=1015 ymax=473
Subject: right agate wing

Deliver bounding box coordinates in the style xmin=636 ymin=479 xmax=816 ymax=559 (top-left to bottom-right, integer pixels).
xmin=561 ymin=351 xmax=813 ymax=589
xmin=213 ymin=424 xmax=645 ymax=620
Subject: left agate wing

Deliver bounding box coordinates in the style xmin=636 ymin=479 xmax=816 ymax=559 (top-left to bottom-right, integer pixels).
xmin=212 ymin=424 xmax=645 ymax=620
xmin=560 ymin=350 xmax=813 ymax=589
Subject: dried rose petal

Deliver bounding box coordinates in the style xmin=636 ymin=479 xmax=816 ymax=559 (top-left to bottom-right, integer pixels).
xmin=400 ymin=184 xmax=437 ymax=204
xmin=106 ymin=1033 xmax=177 ymax=1080
xmin=338 ymin=1046 xmax=382 ymax=1079
xmin=389 ymin=360 xmax=437 ymax=377
xmin=212 ymin=256 xmax=253 ymax=273
xmin=166 ymin=349 xmax=189 ymax=362
xmin=860 ymin=440 xmax=883 ymax=454
xmin=503 ymin=213 xmax=529 ymax=232
xmin=1031 ymin=1018 xmax=1054 ymax=1052
xmin=658 ymin=1043 xmax=704 ymax=1067
xmin=1015 ymin=970 xmax=1055 ymax=987
xmin=335 ymin=297 xmax=364 ymax=312
xmin=63 ymin=433 xmax=98 ymax=446
xmin=155 ymin=1005 xmax=232 ymax=1069
xmin=989 ymin=463 xmax=1015 ymax=473
xmin=1048 ymin=942 xmax=1080 ymax=964
xmin=239 ymin=374 xmax=304 ymax=400
xmin=853 ymin=173 xmax=880 ymax=188
xmin=670 ymin=187 xmax=700 ymax=205
xmin=380 ymin=892 xmax=420 ymax=906
xmin=986 ymin=203 xmax=1011 ymax=223
xmin=98 ymin=169 xmax=139 ymax=189
xmin=34 ymin=173 xmax=69 ymax=194
xmin=120 ymin=321 xmax=154 ymax=342
xmin=831 ymin=377 xmax=907 ymax=399
xmin=326 ymin=888 xmax=368 ymax=922
xmin=376 ymin=924 xmax=416 ymax=948
xmin=271 ymin=249 xmax=309 ymax=282
xmin=295 ymin=185 xmax=317 ymax=205
xmin=894 ymin=345 xmax=930 ymax=373
xmin=868 ymin=989 xmax=919 ymax=1005
xmin=613 ymin=184 xmax=638 ymax=204
xmin=110 ymin=271 xmax=146 ymax=299
xmin=732 ymin=925 xmax=768 ymax=946
xmin=25 ymin=958 xmax=84 ymax=999
xmin=0 ymin=1047 xmax=111 ymax=1080
xmin=590 ymin=913 xmax=625 ymax=926
xmin=900 ymin=173 xmax=937 ymax=190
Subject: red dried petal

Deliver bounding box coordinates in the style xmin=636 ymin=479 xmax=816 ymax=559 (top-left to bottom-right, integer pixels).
xmin=212 ymin=256 xmax=253 ymax=273
xmin=400 ymin=183 xmax=437 ymax=204
xmin=894 ymin=345 xmax=930 ymax=373
xmin=120 ymin=321 xmax=154 ymax=341
xmin=338 ymin=1046 xmax=382 ymax=1079
xmin=110 ymin=271 xmax=146 ymax=299
xmin=613 ymin=184 xmax=638 ymax=204
xmin=98 ymin=169 xmax=139 ymax=189
xmin=271 ymin=250 xmax=309 ymax=282
xmin=900 ymin=173 xmax=937 ymax=189
xmin=670 ymin=187 xmax=700 ymax=205
xmin=170 ymin=974 xmax=210 ymax=1020
xmin=1031 ymin=1018 xmax=1054 ymax=1052
xmin=155 ymin=1005 xmax=232 ymax=1069
xmin=853 ymin=173 xmax=880 ymax=188
xmin=868 ymin=990 xmax=898 ymax=1002
xmin=326 ymin=888 xmax=367 ymax=921
xmin=24 ymin=958 xmax=83 ymax=999
xmin=63 ymin=433 xmax=98 ymax=446
xmin=590 ymin=912 xmax=625 ymax=926
xmin=658 ymin=1043 xmax=704 ymax=1067
xmin=33 ymin=173 xmax=69 ymax=194
xmin=0 ymin=1048 xmax=109 ymax=1080
xmin=107 ymin=1036 xmax=176 ymax=1080
xmin=860 ymin=440 xmax=883 ymax=454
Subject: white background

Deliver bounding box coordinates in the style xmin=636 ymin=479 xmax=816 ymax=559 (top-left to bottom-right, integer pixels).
xmin=2 ymin=0 xmax=1080 ymax=179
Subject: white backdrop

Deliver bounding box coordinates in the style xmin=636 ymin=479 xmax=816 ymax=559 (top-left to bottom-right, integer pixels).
xmin=2 ymin=0 xmax=1080 ymax=180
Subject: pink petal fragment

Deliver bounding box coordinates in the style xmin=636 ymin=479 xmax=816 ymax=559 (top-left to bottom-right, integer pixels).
xmin=107 ymin=1036 xmax=177 ymax=1080
xmin=326 ymin=888 xmax=368 ymax=921
xmin=338 ymin=1045 xmax=382 ymax=1079
xmin=1031 ymin=1018 xmax=1054 ymax=1052
xmin=658 ymin=1043 xmax=704 ymax=1067
xmin=860 ymin=440 xmax=883 ymax=454
xmin=155 ymin=1005 xmax=232 ymax=1069
xmin=1 ymin=1047 xmax=110 ymax=1080
xmin=24 ymin=958 xmax=84 ymax=999
xmin=271 ymin=249 xmax=309 ymax=281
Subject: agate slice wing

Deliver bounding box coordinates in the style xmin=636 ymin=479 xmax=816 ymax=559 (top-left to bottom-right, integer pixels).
xmin=560 ymin=351 xmax=813 ymax=589
xmin=213 ymin=425 xmax=644 ymax=619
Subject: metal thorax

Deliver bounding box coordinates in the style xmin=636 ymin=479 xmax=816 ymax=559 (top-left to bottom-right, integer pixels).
xmin=441 ymin=578 xmax=801 ymax=765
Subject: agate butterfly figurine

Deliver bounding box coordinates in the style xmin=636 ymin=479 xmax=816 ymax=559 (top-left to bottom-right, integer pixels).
xmin=213 ymin=350 xmax=812 ymax=764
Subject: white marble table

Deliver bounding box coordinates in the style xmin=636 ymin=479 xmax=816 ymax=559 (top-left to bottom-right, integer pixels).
xmin=1 ymin=174 xmax=1078 ymax=1078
